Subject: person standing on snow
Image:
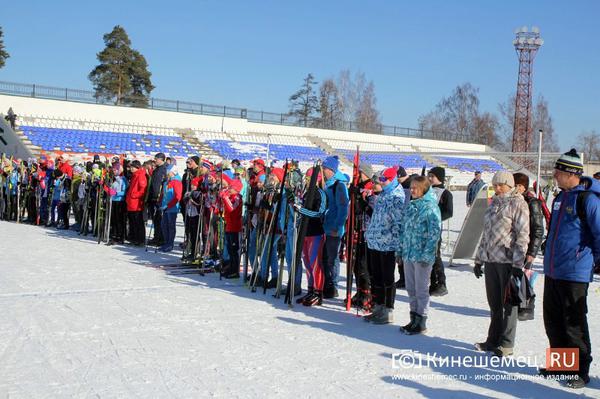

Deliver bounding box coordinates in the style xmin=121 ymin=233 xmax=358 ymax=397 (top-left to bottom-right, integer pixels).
xmin=364 ymin=167 xmax=405 ymax=324
xmin=473 ymin=171 xmax=529 ymax=358
xmin=398 ymin=176 xmax=441 ymax=335
xmin=538 ymin=149 xmax=600 ymax=389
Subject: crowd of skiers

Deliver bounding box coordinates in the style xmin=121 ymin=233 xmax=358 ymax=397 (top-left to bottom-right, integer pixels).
xmin=0 ymin=147 xmax=598 ymax=388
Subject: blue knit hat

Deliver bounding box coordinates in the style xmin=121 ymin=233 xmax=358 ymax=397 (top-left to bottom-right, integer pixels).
xmin=322 ymin=156 xmax=340 ymax=172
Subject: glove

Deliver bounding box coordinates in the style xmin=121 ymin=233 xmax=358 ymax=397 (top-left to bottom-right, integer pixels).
xmin=285 ymin=189 xmax=295 ymax=203
xmin=512 ymin=267 xmax=524 ymax=278
xmin=524 ymin=261 xmax=533 ymax=270
xmin=108 ymin=188 xmax=117 ymax=196
xmin=473 ymin=263 xmax=483 ymax=279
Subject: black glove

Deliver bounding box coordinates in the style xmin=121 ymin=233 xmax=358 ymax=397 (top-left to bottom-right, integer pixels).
xmin=285 ymin=189 xmax=295 ymax=203
xmin=512 ymin=267 xmax=524 ymax=278
xmin=473 ymin=263 xmax=483 ymax=279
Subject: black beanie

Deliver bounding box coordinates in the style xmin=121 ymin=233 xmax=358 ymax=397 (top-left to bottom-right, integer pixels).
xmin=429 ymin=166 xmax=446 ymax=183
xmin=190 ymin=156 xmax=200 ymax=166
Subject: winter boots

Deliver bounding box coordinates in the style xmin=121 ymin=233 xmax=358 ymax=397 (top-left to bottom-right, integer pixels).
xmin=400 ymin=313 xmax=427 ymax=335
xmin=429 ymin=284 xmax=448 ymax=297
xmin=302 ymin=291 xmax=323 ymax=307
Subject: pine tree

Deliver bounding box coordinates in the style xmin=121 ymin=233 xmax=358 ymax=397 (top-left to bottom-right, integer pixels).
xmin=0 ymin=26 xmax=10 ymax=69
xmin=89 ymin=26 xmax=154 ymax=106
xmin=288 ymin=73 xmax=318 ymax=127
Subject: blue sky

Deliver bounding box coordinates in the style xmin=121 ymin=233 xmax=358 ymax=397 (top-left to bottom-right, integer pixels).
xmin=2 ymin=0 xmax=599 ymax=150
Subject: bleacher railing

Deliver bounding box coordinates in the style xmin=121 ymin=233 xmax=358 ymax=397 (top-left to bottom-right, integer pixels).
xmin=0 ymin=80 xmax=469 ymax=142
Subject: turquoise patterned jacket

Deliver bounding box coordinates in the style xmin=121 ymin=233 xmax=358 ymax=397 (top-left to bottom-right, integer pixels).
xmin=365 ymin=179 xmax=405 ymax=252
xmin=398 ymin=189 xmax=441 ymax=264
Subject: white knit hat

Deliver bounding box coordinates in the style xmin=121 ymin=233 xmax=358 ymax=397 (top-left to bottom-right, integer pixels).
xmin=492 ymin=171 xmax=515 ymax=187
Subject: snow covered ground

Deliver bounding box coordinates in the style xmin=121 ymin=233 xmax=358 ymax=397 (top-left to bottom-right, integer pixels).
xmin=1 ymin=191 xmax=599 ymax=398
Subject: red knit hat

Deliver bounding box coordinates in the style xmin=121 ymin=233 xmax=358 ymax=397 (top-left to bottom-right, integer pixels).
xmin=271 ymin=167 xmax=284 ymax=182
xmin=229 ymin=179 xmax=243 ymax=193
xmin=379 ymin=167 xmax=398 ymax=182
xmin=253 ymin=159 xmax=266 ymax=168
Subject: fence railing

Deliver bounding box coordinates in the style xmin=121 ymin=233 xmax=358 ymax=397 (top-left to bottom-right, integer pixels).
xmin=0 ymin=80 xmax=469 ymax=142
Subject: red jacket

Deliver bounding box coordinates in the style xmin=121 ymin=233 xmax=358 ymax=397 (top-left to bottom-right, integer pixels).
xmin=126 ymin=168 xmax=148 ymax=212
xmin=221 ymin=191 xmax=243 ymax=233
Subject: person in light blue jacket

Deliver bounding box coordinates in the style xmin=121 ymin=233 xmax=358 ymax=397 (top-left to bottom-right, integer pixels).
xmin=364 ymin=167 xmax=405 ymax=324
xmin=398 ymin=176 xmax=441 ymax=335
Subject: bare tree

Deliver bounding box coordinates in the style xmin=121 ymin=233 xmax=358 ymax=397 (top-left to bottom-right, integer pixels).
xmin=419 ymin=83 xmax=498 ymax=144
xmin=576 ymin=130 xmax=600 ymax=162
xmin=336 ymin=70 xmax=368 ymax=130
xmin=355 ymin=81 xmax=381 ymax=133
xmin=498 ymin=94 xmax=558 ymax=152
xmin=288 ymin=73 xmax=318 ymax=127
xmin=317 ymin=78 xmax=343 ymax=129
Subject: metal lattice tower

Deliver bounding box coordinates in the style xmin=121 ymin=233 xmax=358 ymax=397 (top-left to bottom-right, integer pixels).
xmin=512 ymin=26 xmax=544 ymax=153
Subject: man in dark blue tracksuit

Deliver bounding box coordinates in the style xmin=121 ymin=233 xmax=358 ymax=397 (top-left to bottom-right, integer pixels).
xmin=540 ymin=149 xmax=600 ymax=389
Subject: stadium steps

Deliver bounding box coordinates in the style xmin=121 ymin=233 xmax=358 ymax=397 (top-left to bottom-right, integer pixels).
xmin=177 ymin=128 xmax=220 ymax=159
xmin=14 ymin=128 xmax=41 ymax=158
xmin=306 ymin=135 xmax=353 ymax=167
xmin=413 ymin=146 xmax=441 ymax=167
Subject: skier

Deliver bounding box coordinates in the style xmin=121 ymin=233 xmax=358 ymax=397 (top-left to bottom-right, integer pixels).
xmin=159 ymin=164 xmax=182 ymax=252
xmin=294 ymin=167 xmax=327 ymax=306
xmin=220 ymin=177 xmax=244 ymax=278
xmin=126 ymin=160 xmax=147 ymax=246
xmin=147 ymin=153 xmax=168 ymax=247
xmin=321 ymin=156 xmax=349 ymax=299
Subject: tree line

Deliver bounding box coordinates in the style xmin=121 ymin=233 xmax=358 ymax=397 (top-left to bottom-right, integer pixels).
xmin=1 ymin=25 xmax=599 ymax=156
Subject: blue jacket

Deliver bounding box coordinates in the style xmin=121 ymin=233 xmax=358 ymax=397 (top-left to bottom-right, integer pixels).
xmin=398 ymin=189 xmax=441 ymax=264
xmin=161 ymin=174 xmax=182 ymax=213
xmin=544 ymin=177 xmax=600 ymax=283
xmin=110 ymin=176 xmax=128 ymax=202
xmin=323 ymin=171 xmax=349 ymax=236
xmin=365 ymin=179 xmax=405 ymax=252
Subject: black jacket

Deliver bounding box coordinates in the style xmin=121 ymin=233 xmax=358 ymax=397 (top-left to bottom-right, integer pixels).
xmin=149 ymin=164 xmax=167 ymax=202
xmin=524 ymin=193 xmax=544 ymax=258
xmin=432 ymin=184 xmax=453 ymax=221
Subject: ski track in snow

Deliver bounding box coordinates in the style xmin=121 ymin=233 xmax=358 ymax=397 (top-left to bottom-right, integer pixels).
xmin=1 ymin=192 xmax=599 ymax=398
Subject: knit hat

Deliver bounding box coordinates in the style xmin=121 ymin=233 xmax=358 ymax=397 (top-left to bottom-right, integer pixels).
xmin=271 ymin=167 xmax=285 ymax=183
xmin=253 ymin=159 xmax=265 ymax=168
xmin=428 ymin=166 xmax=446 ymax=183
xmin=360 ymin=164 xmax=374 ymax=179
xmin=379 ymin=167 xmax=398 ymax=182
xmin=130 ymin=160 xmax=142 ymax=169
xmin=396 ymin=165 xmax=408 ymax=178
xmin=322 ymin=156 xmax=340 ymax=172
xmin=201 ymin=159 xmax=214 ymax=170
xmin=229 ymin=179 xmax=243 ymax=193
xmin=555 ymin=148 xmax=584 ymax=175
xmin=189 ymin=156 xmax=200 ymax=166
xmin=492 ymin=171 xmax=515 ymax=187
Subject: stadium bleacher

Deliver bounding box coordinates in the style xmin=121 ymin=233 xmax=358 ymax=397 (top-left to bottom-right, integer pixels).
xmin=205 ymin=139 xmax=328 ymax=163
xmin=436 ymin=156 xmax=503 ymax=173
xmin=21 ymin=126 xmax=197 ymax=157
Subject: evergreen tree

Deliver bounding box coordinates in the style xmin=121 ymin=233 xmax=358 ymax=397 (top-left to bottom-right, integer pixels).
xmin=89 ymin=26 xmax=154 ymax=106
xmin=0 ymin=27 xmax=10 ymax=69
xmin=288 ymin=73 xmax=318 ymax=127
